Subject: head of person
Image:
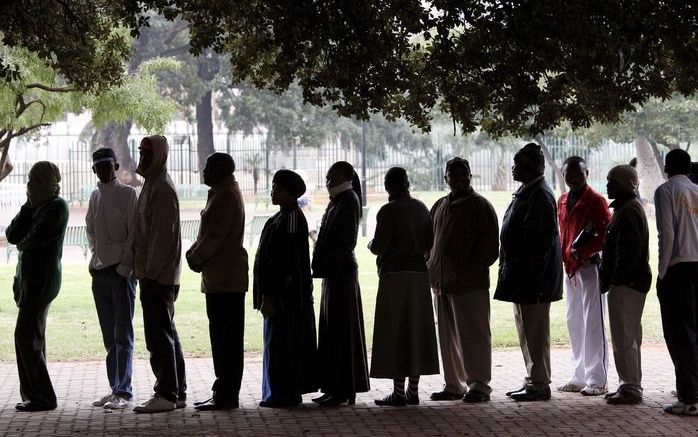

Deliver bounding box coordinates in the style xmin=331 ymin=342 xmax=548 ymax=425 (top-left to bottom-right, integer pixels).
xmin=664 ymin=148 xmax=691 ymax=177
xmin=203 ymin=152 xmax=235 ymax=187
xmin=92 ymin=148 xmax=119 ymax=184
xmin=444 ymin=157 xmax=471 ymax=194
xmin=326 ymin=161 xmax=363 ymax=214
xmin=562 ymin=156 xmax=588 ymax=192
xmin=272 ymin=169 xmax=306 ymax=207
xmin=27 ymin=161 xmax=61 ymax=206
xmin=513 ymin=143 xmax=545 ymax=183
xmin=136 ymin=135 xmax=169 ymax=178
xmin=384 ymin=167 xmax=409 ymax=197
xmin=606 ymin=164 xmax=638 ymax=200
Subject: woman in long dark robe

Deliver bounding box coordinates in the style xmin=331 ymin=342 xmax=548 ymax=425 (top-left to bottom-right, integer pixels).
xmin=311 ymin=161 xmax=370 ymax=406
xmin=253 ymin=170 xmax=317 ymax=408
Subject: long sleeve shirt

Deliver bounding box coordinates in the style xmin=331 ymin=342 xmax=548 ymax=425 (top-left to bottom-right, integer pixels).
xmin=86 ymin=179 xmax=137 ymax=277
xmin=654 ymin=174 xmax=698 ymax=278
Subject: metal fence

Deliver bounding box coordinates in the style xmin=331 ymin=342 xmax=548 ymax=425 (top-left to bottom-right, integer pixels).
xmin=2 ymin=130 xmax=638 ymax=203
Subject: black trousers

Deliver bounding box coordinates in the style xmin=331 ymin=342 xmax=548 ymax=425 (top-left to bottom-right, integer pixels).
xmin=140 ymin=280 xmax=187 ymax=402
xmin=15 ymin=301 xmax=56 ymax=406
xmin=206 ymin=293 xmax=245 ymax=402
xmin=659 ymin=262 xmax=698 ymax=404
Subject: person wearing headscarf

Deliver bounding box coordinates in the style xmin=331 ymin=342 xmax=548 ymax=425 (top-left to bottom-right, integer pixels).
xmin=429 ymin=158 xmax=499 ymax=404
xmin=253 ymin=169 xmax=318 ymax=408
xmin=6 ymin=161 xmax=68 ymax=412
xmin=369 ymin=167 xmax=439 ymax=406
xmin=495 ymin=143 xmax=563 ymax=402
xmin=86 ymin=148 xmax=138 ymax=410
xmin=132 ymin=135 xmax=187 ymax=413
xmin=311 ymin=161 xmax=370 ymax=406
xmin=601 ymin=164 xmax=651 ymax=405
xmin=186 ymin=153 xmax=248 ymax=411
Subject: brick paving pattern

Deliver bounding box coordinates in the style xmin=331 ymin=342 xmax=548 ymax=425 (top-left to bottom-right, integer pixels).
xmin=0 ymin=346 xmax=697 ymax=436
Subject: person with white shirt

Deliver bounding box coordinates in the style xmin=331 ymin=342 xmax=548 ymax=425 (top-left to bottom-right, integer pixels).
xmin=654 ymin=149 xmax=698 ymax=416
xmin=85 ymin=148 xmax=138 ymax=410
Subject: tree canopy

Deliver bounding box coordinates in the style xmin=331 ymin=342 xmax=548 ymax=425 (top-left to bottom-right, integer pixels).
xmin=125 ymin=1 xmax=698 ymax=137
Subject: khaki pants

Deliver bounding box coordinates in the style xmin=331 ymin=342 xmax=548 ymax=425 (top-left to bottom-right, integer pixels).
xmin=607 ymin=285 xmax=646 ymax=396
xmin=434 ymin=289 xmax=492 ymax=395
xmin=514 ymin=302 xmax=552 ymax=389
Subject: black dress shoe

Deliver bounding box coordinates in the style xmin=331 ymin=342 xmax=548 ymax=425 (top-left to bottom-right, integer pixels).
xmin=193 ymin=398 xmax=239 ymax=411
xmin=510 ymin=387 xmax=551 ymax=402
xmin=374 ymin=393 xmax=407 ymax=407
xmin=430 ymin=390 xmax=463 ymax=401
xmin=319 ymin=394 xmax=354 ymax=407
xmin=15 ymin=401 xmax=57 ymax=412
xmin=463 ymin=390 xmax=491 ymax=403
xmin=312 ymin=393 xmax=331 ymax=403
xmin=505 ymin=386 xmax=527 ymax=397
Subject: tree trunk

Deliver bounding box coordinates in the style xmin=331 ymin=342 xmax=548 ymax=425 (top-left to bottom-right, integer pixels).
xmin=492 ymin=148 xmax=509 ymax=191
xmin=195 ymin=90 xmax=215 ymax=182
xmin=0 ymin=137 xmax=14 ymax=183
xmin=536 ymin=135 xmax=566 ymax=193
xmin=93 ymin=122 xmax=139 ymax=186
xmin=634 ymin=136 xmax=665 ymax=202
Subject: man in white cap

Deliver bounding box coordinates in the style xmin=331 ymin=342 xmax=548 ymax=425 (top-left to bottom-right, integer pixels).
xmin=86 ymin=147 xmax=138 ymax=410
xmin=601 ymin=164 xmax=651 ymax=405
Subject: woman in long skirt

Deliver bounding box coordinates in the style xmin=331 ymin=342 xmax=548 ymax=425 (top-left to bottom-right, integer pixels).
xmin=311 ymin=161 xmax=370 ymax=406
xmin=253 ymin=170 xmax=317 ymax=407
xmin=369 ymin=167 xmax=439 ymax=406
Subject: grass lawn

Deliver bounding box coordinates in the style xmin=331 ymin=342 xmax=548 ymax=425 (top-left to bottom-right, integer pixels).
xmin=0 ymin=190 xmax=665 ymax=361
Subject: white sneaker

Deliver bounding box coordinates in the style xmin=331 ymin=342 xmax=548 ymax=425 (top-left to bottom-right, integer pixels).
xmin=92 ymin=393 xmax=114 ymax=407
xmin=664 ymin=400 xmax=686 ymax=414
xmin=557 ymin=382 xmax=584 ymax=393
xmin=103 ymin=395 xmax=132 ymax=410
xmin=133 ymin=394 xmax=176 ymax=413
xmin=664 ymin=400 xmax=698 ymax=416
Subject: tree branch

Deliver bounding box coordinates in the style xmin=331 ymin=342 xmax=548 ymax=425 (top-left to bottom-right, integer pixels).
xmin=25 ymin=83 xmax=77 ymax=92
xmin=9 ymin=123 xmax=51 ymax=139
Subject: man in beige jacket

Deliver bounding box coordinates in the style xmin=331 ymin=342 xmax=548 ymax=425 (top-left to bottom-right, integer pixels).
xmin=186 ymin=153 xmax=248 ymax=411
xmin=428 ymin=157 xmax=499 ymax=403
xmin=132 ymin=135 xmax=186 ymax=413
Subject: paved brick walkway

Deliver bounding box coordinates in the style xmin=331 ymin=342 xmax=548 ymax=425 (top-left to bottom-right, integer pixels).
xmin=0 ymin=346 xmax=696 ymax=436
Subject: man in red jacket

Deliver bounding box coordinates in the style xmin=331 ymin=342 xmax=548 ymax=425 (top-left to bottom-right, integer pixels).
xmin=557 ymin=156 xmax=611 ymax=396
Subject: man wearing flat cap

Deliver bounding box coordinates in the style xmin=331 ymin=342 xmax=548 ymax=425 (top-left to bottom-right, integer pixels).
xmin=495 ymin=143 xmax=563 ymax=402
xmin=429 ymin=157 xmax=499 ymax=403
xmin=86 ymin=147 xmax=138 ymax=410
xmin=601 ymin=164 xmax=651 ymax=405
xmin=6 ymin=161 xmax=69 ymax=411
xmin=253 ymin=169 xmax=317 ymax=407
xmin=186 ymin=152 xmax=248 ymax=411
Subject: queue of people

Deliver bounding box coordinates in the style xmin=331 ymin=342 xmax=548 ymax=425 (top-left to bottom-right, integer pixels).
xmin=5 ymin=138 xmax=697 ymax=417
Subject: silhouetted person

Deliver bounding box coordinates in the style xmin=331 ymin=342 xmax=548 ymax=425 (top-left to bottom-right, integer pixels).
xmin=254 ymin=169 xmax=318 ymax=408
xmin=7 ymin=161 xmax=68 ymax=412
xmin=186 ymin=153 xmax=248 ymax=411
xmin=428 ymin=158 xmax=499 ymax=403
xmin=133 ymin=135 xmax=187 ymax=413
xmin=557 ymin=156 xmax=611 ymax=396
xmin=86 ymin=148 xmax=137 ymax=410
xmin=312 ymin=161 xmax=370 ymax=406
xmin=601 ymin=165 xmax=651 ymax=405
xmin=654 ymin=149 xmax=698 ymax=416
xmin=369 ymin=167 xmax=439 ymax=407
xmin=495 ymin=143 xmax=563 ymax=402
xmin=689 ymin=162 xmax=698 ymax=184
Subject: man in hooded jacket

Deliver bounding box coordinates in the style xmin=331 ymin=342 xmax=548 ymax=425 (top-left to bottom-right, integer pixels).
xmin=132 ymin=135 xmax=187 ymax=413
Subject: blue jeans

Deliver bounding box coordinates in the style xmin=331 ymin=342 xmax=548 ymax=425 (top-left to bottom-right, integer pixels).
xmin=92 ymin=266 xmax=136 ymax=399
